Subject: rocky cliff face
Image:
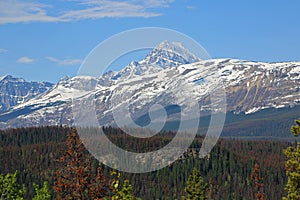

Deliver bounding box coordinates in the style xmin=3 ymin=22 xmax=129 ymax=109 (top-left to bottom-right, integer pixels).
xmin=0 ymin=75 xmax=53 ymax=112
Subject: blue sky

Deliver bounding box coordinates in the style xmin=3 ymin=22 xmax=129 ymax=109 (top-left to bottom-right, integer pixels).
xmin=0 ymin=0 xmax=300 ymax=82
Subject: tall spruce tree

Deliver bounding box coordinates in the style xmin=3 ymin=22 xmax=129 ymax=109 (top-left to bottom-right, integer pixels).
xmin=53 ymin=129 xmax=108 ymax=199
xmin=251 ymin=163 xmax=265 ymax=200
xmin=182 ymin=168 xmax=208 ymax=200
xmin=283 ymin=118 xmax=300 ymax=200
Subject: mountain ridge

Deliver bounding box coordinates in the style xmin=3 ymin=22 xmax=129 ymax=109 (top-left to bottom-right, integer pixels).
xmin=0 ymin=41 xmax=299 ymax=129
xmin=0 ymin=75 xmax=53 ymax=113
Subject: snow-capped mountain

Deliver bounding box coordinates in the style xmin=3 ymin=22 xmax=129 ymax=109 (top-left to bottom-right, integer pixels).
xmin=0 ymin=41 xmax=300 ymax=129
xmin=0 ymin=75 xmax=53 ymax=112
xmin=141 ymin=41 xmax=200 ymax=68
xmin=108 ymin=41 xmax=200 ymax=81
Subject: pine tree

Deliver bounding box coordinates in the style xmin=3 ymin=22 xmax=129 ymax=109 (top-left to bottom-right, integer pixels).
xmin=251 ymin=163 xmax=265 ymax=200
xmin=110 ymin=170 xmax=140 ymax=200
xmin=207 ymin=178 xmax=218 ymax=200
xmin=32 ymin=182 xmax=51 ymax=200
xmin=53 ymin=128 xmax=108 ymax=199
xmin=182 ymin=168 xmax=208 ymax=200
xmin=283 ymin=118 xmax=300 ymax=200
xmin=0 ymin=171 xmax=26 ymax=200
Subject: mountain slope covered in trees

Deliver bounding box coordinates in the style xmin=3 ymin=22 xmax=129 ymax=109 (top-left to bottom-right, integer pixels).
xmin=0 ymin=126 xmax=292 ymax=199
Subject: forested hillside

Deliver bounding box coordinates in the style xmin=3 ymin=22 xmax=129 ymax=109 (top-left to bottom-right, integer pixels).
xmin=0 ymin=126 xmax=292 ymax=199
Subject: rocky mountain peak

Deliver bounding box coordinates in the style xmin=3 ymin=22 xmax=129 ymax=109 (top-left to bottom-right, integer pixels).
xmin=108 ymin=41 xmax=201 ymax=81
xmin=141 ymin=40 xmax=200 ymax=68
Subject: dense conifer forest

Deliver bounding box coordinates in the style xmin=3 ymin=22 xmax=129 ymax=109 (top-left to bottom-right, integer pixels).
xmin=0 ymin=126 xmax=295 ymax=199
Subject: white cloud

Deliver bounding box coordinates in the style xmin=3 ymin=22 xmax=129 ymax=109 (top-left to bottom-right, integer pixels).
xmin=17 ymin=56 xmax=35 ymax=63
xmin=0 ymin=48 xmax=8 ymax=53
xmin=0 ymin=0 xmax=61 ymax=24
xmin=142 ymin=0 xmax=175 ymax=8
xmin=46 ymin=56 xmax=59 ymax=63
xmin=46 ymin=56 xmax=82 ymax=66
xmin=60 ymin=1 xmax=160 ymax=20
xmin=0 ymin=0 xmax=175 ymax=24
xmin=186 ymin=5 xmax=197 ymax=10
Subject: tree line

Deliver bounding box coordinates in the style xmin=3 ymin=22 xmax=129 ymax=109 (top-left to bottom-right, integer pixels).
xmin=0 ymin=118 xmax=299 ymax=199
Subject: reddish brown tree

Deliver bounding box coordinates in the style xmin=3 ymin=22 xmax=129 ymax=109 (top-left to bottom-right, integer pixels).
xmin=207 ymin=178 xmax=218 ymax=200
xmin=53 ymin=128 xmax=108 ymax=200
xmin=251 ymin=163 xmax=266 ymax=200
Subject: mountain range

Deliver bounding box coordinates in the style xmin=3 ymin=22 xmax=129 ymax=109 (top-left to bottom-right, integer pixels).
xmin=0 ymin=41 xmax=299 ymax=132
